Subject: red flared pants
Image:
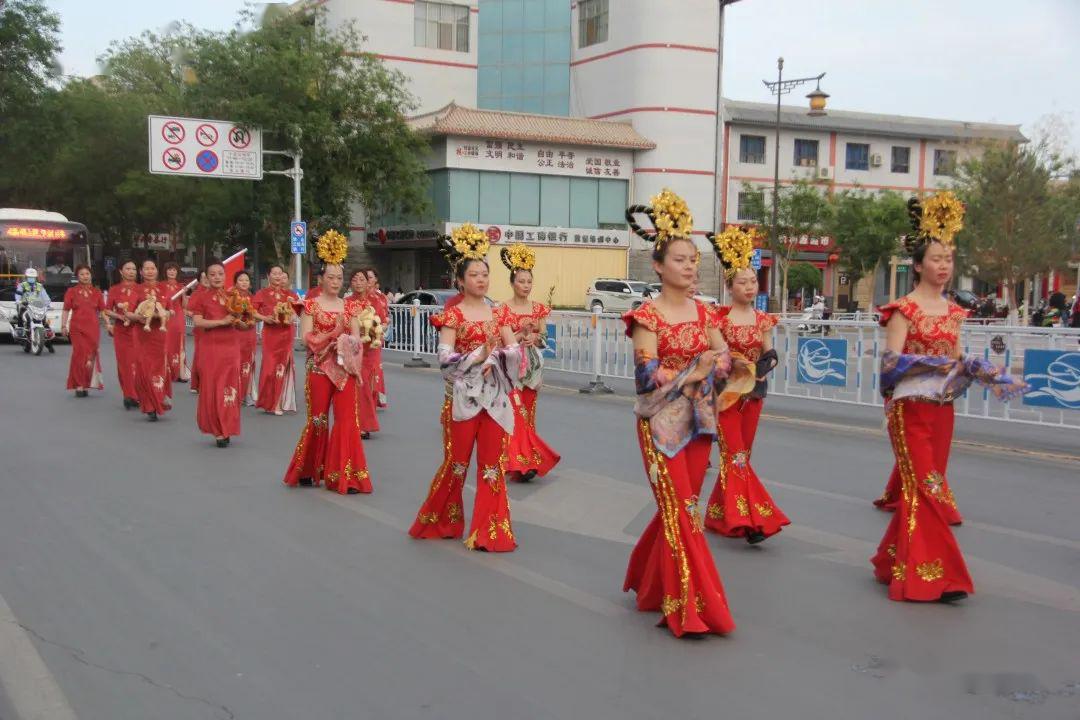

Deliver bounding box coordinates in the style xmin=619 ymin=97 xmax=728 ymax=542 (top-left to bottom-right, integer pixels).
xmin=505 ymin=387 xmax=560 ymax=478
xmin=874 ymin=403 xmax=962 ymax=525
xmin=409 ymin=398 xmax=515 ymax=552
xmin=871 ymin=400 xmax=973 ymax=601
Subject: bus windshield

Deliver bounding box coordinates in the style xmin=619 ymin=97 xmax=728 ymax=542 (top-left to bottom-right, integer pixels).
xmin=0 ymin=212 xmax=90 ymax=299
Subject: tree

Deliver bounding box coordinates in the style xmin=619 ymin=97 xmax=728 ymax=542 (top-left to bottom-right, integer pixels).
xmin=787 ymin=262 xmax=822 ymax=300
xmin=954 ymin=138 xmax=1078 ymax=314
xmin=739 ymin=179 xmax=830 ymax=312
xmin=826 ymin=189 xmax=910 ymax=310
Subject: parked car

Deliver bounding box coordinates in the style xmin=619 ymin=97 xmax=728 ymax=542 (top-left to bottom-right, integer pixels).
xmin=646 ymin=282 xmax=718 ymax=305
xmin=948 ymin=288 xmax=980 ymax=312
xmin=585 ymin=279 xmax=651 ymax=313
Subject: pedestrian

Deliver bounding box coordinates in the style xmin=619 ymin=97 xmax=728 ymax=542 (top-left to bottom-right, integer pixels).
xmin=105 ymin=260 xmax=140 ymax=409
xmin=872 ymin=194 xmax=1027 ymax=602
xmin=364 ymin=267 xmax=390 ymax=409
xmin=128 ymin=259 xmax=172 ymax=421
xmin=283 ymin=255 xmax=372 ymax=493
xmin=344 ymin=268 xmax=380 ymax=438
xmin=189 ymin=262 xmax=244 ymax=447
xmin=495 ymin=244 xmax=561 ymax=482
xmin=60 ymin=264 xmax=106 ymax=397
xmin=232 ymin=270 xmax=259 ymax=406
xmin=409 ymin=224 xmax=523 ymax=552
xmin=702 ymin=228 xmax=790 ymax=543
xmin=161 ymin=262 xmax=190 ymax=383
xmin=621 ymin=190 xmax=747 ymax=637
xmin=253 ymin=265 xmax=299 ymax=415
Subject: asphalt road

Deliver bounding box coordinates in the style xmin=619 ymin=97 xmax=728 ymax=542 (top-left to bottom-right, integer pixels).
xmin=0 ymin=339 xmax=1077 ymax=720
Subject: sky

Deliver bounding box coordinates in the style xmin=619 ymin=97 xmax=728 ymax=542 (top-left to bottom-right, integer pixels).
xmin=49 ymin=0 xmax=1080 ymax=154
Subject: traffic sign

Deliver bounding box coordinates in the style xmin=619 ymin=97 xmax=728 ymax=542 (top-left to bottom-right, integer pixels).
xmin=148 ymin=115 xmax=262 ymax=180
xmin=196 ymin=149 xmax=219 ymax=173
xmin=291 ymin=221 xmax=307 ymax=254
xmin=195 ymin=123 xmax=219 ymax=147
xmin=104 ymin=257 xmax=116 ymax=272
xmin=751 ymin=248 xmax=762 ymax=270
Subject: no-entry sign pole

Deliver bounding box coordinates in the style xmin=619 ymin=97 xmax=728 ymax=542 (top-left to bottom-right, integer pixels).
xmin=264 ymin=149 xmax=304 ymax=292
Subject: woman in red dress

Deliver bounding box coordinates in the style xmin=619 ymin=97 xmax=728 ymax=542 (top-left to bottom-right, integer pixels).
xmin=282 ymin=261 xmax=372 ymax=494
xmin=232 ymin=270 xmax=259 ymax=406
xmin=409 ymin=225 xmax=523 ymax=552
xmin=187 ymin=272 xmax=210 ymax=394
xmin=125 ymin=259 xmax=172 ymax=421
xmin=105 ymin=260 xmax=140 ymax=409
xmin=60 ymin=265 xmax=106 ymax=397
xmin=871 ymin=194 xmax=1026 ymax=602
xmin=494 ymin=244 xmax=560 ymax=482
xmin=621 ymin=191 xmax=749 ymax=637
xmin=703 ymin=228 xmax=790 ymax=543
xmin=253 ymin=265 xmax=299 ymax=415
xmin=364 ymin=268 xmax=389 ymax=408
xmin=162 ymin=262 xmax=190 ymax=384
xmin=189 ymin=263 xmax=244 ymax=447
xmin=344 ymin=269 xmax=380 ymax=438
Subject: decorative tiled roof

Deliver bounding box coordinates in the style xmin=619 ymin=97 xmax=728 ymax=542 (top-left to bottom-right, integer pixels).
xmin=408 ymin=103 xmax=656 ymax=150
xmin=722 ymin=99 xmax=1025 ymax=142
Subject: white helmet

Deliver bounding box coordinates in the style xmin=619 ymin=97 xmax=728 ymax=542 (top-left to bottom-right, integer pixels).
xmin=24 ymin=268 xmax=38 ymax=280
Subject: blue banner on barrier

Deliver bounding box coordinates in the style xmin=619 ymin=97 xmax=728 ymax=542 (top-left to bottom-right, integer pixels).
xmin=543 ymin=321 xmax=556 ymax=358
xmin=1022 ymin=349 xmax=1080 ymax=410
xmin=796 ymin=336 xmax=848 ymax=386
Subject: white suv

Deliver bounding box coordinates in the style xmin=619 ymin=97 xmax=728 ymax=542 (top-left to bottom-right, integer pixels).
xmin=585 ymin=279 xmax=651 ymax=313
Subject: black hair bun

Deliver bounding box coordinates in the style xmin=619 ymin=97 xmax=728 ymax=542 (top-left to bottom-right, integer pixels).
xmin=625 ymin=205 xmax=658 ymax=243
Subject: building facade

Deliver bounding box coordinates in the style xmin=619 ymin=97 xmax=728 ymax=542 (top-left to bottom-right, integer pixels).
xmin=308 ymin=0 xmax=1028 ymax=307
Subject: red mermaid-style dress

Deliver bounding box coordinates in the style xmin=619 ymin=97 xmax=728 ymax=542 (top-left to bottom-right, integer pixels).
xmin=872 ymin=297 xmax=965 ymax=526
xmin=622 ymin=301 xmax=735 ymax=637
xmin=703 ymin=307 xmax=790 ymax=539
xmin=130 ymin=282 xmax=172 ymax=416
xmin=253 ymin=287 xmax=299 ymax=414
xmin=188 ymin=289 xmax=242 ymax=439
xmin=63 ymin=285 xmax=105 ymax=391
xmin=106 ymin=280 xmax=140 ymax=403
xmin=871 ymin=297 xmax=973 ymax=601
xmin=495 ymin=301 xmax=560 ymax=479
xmin=344 ymin=294 xmax=380 ymax=434
xmin=283 ymin=299 xmax=371 ymax=494
xmin=408 ymin=306 xmax=516 ymax=552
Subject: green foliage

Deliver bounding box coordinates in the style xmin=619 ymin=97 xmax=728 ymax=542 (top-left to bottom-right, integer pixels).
xmin=786 ymin=262 xmax=822 ymax=295
xmin=0 ymin=6 xmax=430 ymax=271
xmin=953 ymin=138 xmax=1079 ymax=310
xmin=824 ymin=189 xmax=910 ymax=307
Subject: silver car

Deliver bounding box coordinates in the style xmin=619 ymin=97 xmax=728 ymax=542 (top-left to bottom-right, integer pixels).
xmin=585 ymin=278 xmax=650 ymax=313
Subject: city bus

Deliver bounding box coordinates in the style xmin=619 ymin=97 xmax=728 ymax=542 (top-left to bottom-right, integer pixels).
xmin=0 ymin=209 xmax=91 ymax=339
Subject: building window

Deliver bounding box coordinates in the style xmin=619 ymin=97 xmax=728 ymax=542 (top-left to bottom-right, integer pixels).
xmin=891 ymin=146 xmax=910 ymax=174
xmin=414 ymin=1 xmax=470 ymax=53
xmin=793 ymin=138 xmax=819 ymax=167
xmin=933 ymin=149 xmax=957 ymax=176
xmin=739 ymin=135 xmax=766 ymax=164
xmin=737 ymin=191 xmax=763 ymax=222
xmin=845 ymin=142 xmax=870 ymax=171
xmin=578 ymin=0 xmax=608 ymax=48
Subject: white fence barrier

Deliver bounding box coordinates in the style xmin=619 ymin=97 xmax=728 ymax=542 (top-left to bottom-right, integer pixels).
xmin=387 ymin=304 xmax=1080 ymax=428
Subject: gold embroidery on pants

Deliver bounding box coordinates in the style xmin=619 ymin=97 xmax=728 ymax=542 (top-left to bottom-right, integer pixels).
xmin=706 ymin=503 xmax=724 ymax=521
xmin=754 ymin=502 xmax=774 ymax=518
xmin=735 ymin=495 xmax=750 ymax=517
xmin=915 ymin=559 xmax=945 ymax=582
xmin=887 ymin=402 xmax=919 ymax=539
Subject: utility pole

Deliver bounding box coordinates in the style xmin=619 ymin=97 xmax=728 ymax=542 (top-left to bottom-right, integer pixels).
xmin=264 ymin=149 xmax=305 ymax=291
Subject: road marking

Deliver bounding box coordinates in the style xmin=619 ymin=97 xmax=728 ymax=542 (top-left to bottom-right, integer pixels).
xmin=315 ymin=491 xmax=624 ymax=618
xmin=769 ymin=480 xmax=1080 ymax=552
xmin=0 ymin=590 xmax=78 ymax=720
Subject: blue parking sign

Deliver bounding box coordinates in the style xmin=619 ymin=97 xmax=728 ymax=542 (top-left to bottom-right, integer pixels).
xmin=290 ymin=221 xmax=307 ymax=254
xmin=796 ymin=337 xmax=848 ymax=387
xmin=1022 ymin=349 xmax=1080 ymax=410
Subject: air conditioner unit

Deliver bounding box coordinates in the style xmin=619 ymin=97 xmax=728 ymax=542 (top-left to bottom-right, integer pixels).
xmin=817 ymin=167 xmax=833 ymax=180
xmin=870 ymin=153 xmax=883 ymax=167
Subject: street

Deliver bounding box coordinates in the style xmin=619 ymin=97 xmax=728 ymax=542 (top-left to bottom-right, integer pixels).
xmin=0 ymin=339 xmax=1077 ymax=720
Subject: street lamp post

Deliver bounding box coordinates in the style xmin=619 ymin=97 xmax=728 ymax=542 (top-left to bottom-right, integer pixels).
xmin=762 ymin=58 xmax=828 ymax=312
xmin=264 ymin=149 xmax=305 ymax=292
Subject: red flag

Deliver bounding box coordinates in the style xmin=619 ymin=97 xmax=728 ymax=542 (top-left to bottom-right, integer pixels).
xmin=222 ymin=249 xmax=247 ymax=290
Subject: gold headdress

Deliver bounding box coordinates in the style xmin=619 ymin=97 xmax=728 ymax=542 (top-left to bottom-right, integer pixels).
xmin=626 ymin=188 xmax=696 ymax=258
xmin=903 ymin=191 xmax=965 ymax=254
xmin=708 ymin=225 xmax=757 ymax=278
xmin=500 ymin=243 xmax=536 ymax=273
xmin=438 ymin=223 xmax=490 ymax=269
xmin=316 ymin=229 xmax=349 ymax=265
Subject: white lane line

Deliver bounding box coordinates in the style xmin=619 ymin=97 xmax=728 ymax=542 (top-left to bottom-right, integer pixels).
xmin=769 ymin=480 xmax=1080 ymax=552
xmin=315 ymin=491 xmax=625 ymax=618
xmin=0 ymin=591 xmax=78 ymax=720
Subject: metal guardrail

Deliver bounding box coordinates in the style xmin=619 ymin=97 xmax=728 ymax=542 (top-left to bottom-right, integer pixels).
xmin=387 ymin=302 xmax=1080 ymax=428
